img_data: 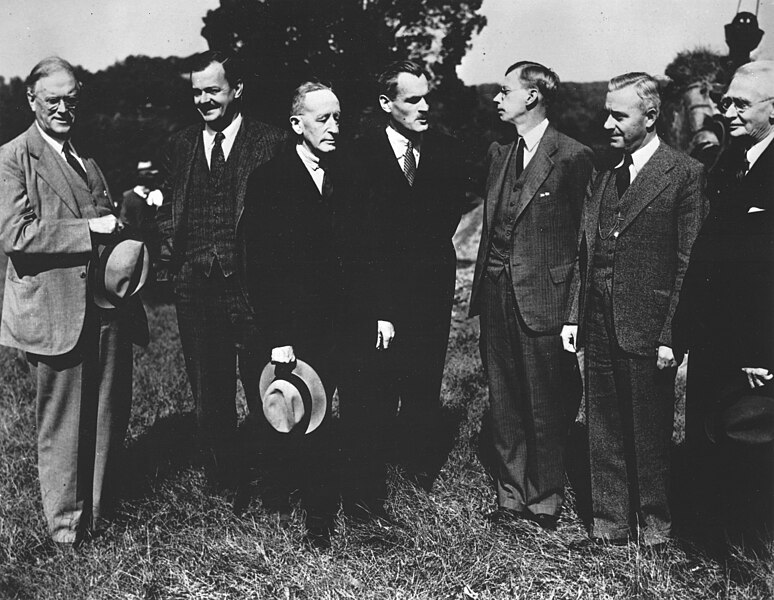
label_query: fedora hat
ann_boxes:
[706,379,774,445]
[258,359,327,434]
[90,239,150,309]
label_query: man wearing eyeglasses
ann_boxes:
[469,61,593,532]
[561,73,707,548]
[0,57,147,547]
[674,60,774,553]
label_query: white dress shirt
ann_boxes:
[518,118,550,170]
[36,122,86,172]
[385,125,421,171]
[296,143,326,194]
[615,135,661,183]
[202,113,243,167]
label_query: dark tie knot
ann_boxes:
[615,153,633,198]
[214,131,225,144]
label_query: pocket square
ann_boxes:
[748,206,766,213]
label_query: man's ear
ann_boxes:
[26,91,36,112]
[289,115,303,136]
[378,94,392,115]
[234,80,244,99]
[644,107,659,130]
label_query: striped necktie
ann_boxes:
[403,139,417,186]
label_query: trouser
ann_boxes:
[174,262,262,487]
[31,304,132,543]
[585,285,674,544]
[479,269,580,516]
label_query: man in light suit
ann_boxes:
[0,57,147,545]
[561,73,707,547]
[155,51,286,490]
[469,61,594,531]
[674,60,774,554]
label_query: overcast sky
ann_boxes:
[1,0,773,84]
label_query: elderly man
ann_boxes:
[0,57,147,546]
[240,81,345,549]
[339,60,467,522]
[155,51,286,490]
[674,60,774,554]
[469,61,593,531]
[561,73,707,547]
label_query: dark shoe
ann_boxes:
[343,498,387,525]
[484,507,528,525]
[233,483,254,516]
[529,513,558,531]
[303,525,333,550]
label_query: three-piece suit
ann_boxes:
[469,125,593,518]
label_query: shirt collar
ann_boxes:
[296,142,322,170]
[616,135,660,174]
[36,122,69,155]
[203,112,243,144]
[747,128,774,168]
[385,125,420,159]
[519,118,549,152]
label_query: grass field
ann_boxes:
[0,251,772,599]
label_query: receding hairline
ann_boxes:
[26,56,80,94]
[732,60,774,97]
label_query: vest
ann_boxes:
[591,174,621,295]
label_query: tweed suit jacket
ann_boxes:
[0,123,140,356]
[468,125,594,333]
[566,140,708,356]
[155,116,288,283]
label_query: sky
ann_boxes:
[1,0,773,84]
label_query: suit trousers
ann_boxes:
[585,284,674,544]
[479,268,580,516]
[174,261,261,487]
[30,303,133,543]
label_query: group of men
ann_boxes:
[0,50,771,555]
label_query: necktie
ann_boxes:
[403,139,417,186]
[513,136,525,179]
[321,168,333,202]
[210,131,225,180]
[63,143,88,184]
[735,152,750,182]
[616,153,633,199]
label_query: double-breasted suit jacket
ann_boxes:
[0,123,145,543]
[469,124,594,518]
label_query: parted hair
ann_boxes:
[189,50,244,88]
[609,72,661,115]
[25,57,80,94]
[505,61,560,107]
[290,80,334,116]
[377,60,429,100]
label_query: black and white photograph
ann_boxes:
[0,1,772,598]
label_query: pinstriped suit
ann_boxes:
[470,125,593,517]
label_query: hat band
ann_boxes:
[272,371,313,436]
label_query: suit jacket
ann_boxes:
[241,144,347,351]
[674,139,774,370]
[0,123,146,355]
[155,116,287,284]
[566,140,708,356]
[469,125,594,333]
[354,128,466,324]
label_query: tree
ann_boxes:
[199,0,486,124]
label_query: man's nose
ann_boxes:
[603,115,615,130]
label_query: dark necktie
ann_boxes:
[616,153,633,199]
[735,152,750,182]
[321,167,333,202]
[513,136,525,179]
[63,143,88,184]
[403,139,417,186]
[210,131,225,180]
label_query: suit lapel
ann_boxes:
[617,141,672,233]
[27,126,83,218]
[485,142,511,233]
[511,126,557,224]
[584,170,609,244]
[177,126,203,225]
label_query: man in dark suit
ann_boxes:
[339,60,466,518]
[155,51,286,489]
[0,57,147,545]
[240,81,344,549]
[674,60,774,553]
[561,72,707,547]
[469,61,594,531]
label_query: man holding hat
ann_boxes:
[0,56,148,546]
[674,60,774,553]
[239,80,346,549]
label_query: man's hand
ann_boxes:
[88,214,123,234]
[271,345,296,364]
[742,367,773,388]
[376,320,395,350]
[560,324,578,353]
[656,345,678,370]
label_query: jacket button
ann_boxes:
[80,272,87,279]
